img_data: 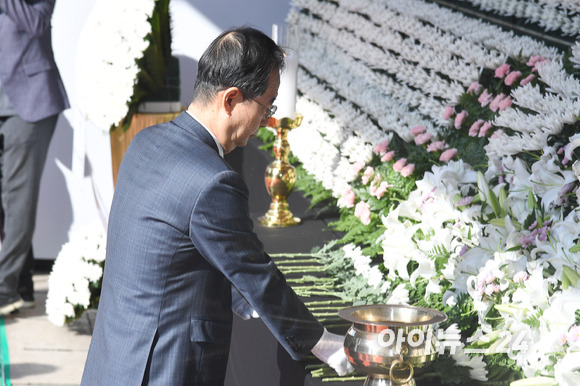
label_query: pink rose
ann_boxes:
[440,148,458,162]
[494,63,510,78]
[410,125,427,136]
[478,89,493,107]
[505,71,522,86]
[469,119,484,137]
[400,163,415,177]
[371,181,391,199]
[341,186,356,208]
[361,166,374,185]
[489,93,507,112]
[454,110,468,129]
[520,74,535,86]
[354,201,371,225]
[478,122,492,137]
[427,141,445,152]
[442,106,454,119]
[373,140,389,155]
[526,55,543,67]
[352,160,365,174]
[393,158,407,172]
[467,82,482,94]
[381,150,395,162]
[498,96,512,111]
[414,132,432,145]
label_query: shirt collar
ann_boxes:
[186,110,224,158]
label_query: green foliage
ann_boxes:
[443,292,479,333]
[484,355,523,384]
[294,164,337,212]
[255,126,276,152]
[433,355,477,385]
[522,309,543,329]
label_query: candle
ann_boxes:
[272,24,279,44]
[275,48,297,119]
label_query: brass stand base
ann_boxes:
[258,201,301,227]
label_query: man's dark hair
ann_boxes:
[193,26,285,104]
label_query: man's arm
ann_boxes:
[189,169,324,358]
[190,168,353,374]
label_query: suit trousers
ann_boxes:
[0,114,57,302]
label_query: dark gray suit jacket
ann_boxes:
[82,112,324,384]
[0,0,69,122]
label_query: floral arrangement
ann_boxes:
[76,0,175,132]
[280,0,580,383]
[45,224,106,327]
[455,0,580,37]
[76,0,155,132]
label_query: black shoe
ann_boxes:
[0,296,24,315]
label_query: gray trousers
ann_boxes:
[0,114,57,302]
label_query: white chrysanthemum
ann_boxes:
[343,244,372,277]
[451,344,488,382]
[571,41,580,69]
[46,223,107,326]
[537,60,580,99]
[76,0,156,131]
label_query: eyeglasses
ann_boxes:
[249,97,277,119]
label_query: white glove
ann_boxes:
[231,287,259,320]
[311,328,354,376]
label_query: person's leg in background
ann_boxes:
[0,114,57,314]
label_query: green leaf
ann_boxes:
[489,218,506,228]
[562,265,579,288]
[562,273,571,290]
[497,187,508,217]
[527,191,537,211]
[522,309,542,329]
[569,242,580,253]
[488,189,501,217]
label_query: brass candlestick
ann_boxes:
[258,115,303,227]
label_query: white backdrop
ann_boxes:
[34,0,292,259]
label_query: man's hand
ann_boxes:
[311,329,354,376]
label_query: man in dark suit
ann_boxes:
[81,27,351,385]
[0,0,69,314]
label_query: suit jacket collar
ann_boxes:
[172,111,222,157]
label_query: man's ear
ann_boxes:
[221,87,243,116]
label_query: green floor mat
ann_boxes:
[0,316,11,386]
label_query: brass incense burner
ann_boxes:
[258,115,302,227]
[339,304,447,386]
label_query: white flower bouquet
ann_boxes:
[280,14,580,383]
[46,224,106,327]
